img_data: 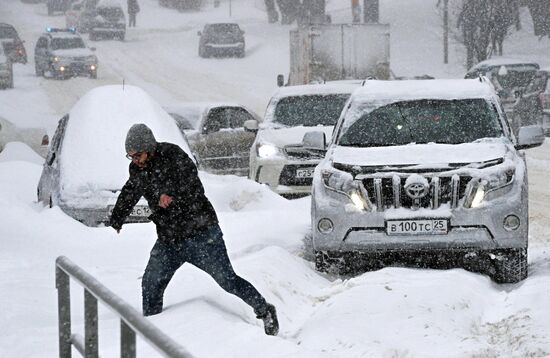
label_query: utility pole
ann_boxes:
[443,0,448,64]
[229,0,232,17]
[352,0,361,23]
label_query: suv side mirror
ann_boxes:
[244,119,258,132]
[514,89,523,98]
[277,74,285,87]
[302,131,326,151]
[516,125,544,150]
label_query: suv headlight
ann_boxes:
[467,169,515,208]
[256,142,280,158]
[52,56,59,62]
[322,168,370,211]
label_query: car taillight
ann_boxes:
[41,135,49,146]
[540,93,550,110]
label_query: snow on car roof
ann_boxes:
[271,83,360,100]
[60,85,193,194]
[470,57,539,70]
[97,0,123,7]
[352,79,497,103]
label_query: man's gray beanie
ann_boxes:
[125,124,157,153]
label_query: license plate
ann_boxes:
[296,168,315,178]
[386,219,448,235]
[108,205,151,217]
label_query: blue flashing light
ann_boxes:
[68,27,77,33]
[46,27,52,32]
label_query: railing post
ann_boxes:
[56,266,72,358]
[121,320,136,358]
[84,289,98,358]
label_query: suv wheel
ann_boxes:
[490,248,528,283]
[35,63,43,76]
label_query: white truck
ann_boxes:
[281,23,391,86]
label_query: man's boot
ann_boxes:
[257,303,279,336]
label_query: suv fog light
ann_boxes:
[318,218,334,234]
[503,215,520,231]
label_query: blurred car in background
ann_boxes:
[37,85,194,226]
[159,0,201,11]
[47,0,74,15]
[198,23,245,58]
[511,67,550,136]
[65,0,99,33]
[88,0,126,41]
[465,58,540,114]
[34,28,98,79]
[249,82,358,198]
[166,102,260,176]
[0,45,14,89]
[0,23,27,64]
[0,117,49,157]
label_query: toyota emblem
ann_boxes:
[405,181,429,199]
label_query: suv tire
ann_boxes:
[8,74,13,89]
[491,248,528,283]
[35,63,43,77]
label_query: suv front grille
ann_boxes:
[362,174,472,211]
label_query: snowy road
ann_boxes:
[1,0,550,357]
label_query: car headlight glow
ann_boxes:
[257,143,279,158]
[470,183,486,208]
[90,64,96,70]
[53,56,59,62]
[322,169,371,211]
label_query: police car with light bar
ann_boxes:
[34,28,98,79]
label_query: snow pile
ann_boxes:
[0,142,45,165]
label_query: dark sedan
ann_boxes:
[511,68,550,136]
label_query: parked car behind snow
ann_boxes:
[166,102,260,176]
[0,44,14,89]
[37,85,194,226]
[88,0,126,41]
[510,67,550,136]
[249,82,358,198]
[198,23,245,58]
[0,117,49,158]
[308,78,544,283]
[0,23,27,64]
[464,58,539,115]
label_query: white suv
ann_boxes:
[248,83,358,198]
[307,79,544,283]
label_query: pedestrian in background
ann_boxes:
[127,0,140,27]
[109,124,279,336]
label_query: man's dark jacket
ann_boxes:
[109,142,218,240]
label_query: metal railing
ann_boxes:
[55,256,194,358]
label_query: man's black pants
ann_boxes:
[142,225,268,316]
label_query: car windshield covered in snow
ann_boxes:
[338,98,503,147]
[51,37,85,50]
[0,26,17,39]
[273,94,350,127]
[206,23,240,35]
[97,6,124,20]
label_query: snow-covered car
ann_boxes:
[0,44,14,89]
[0,117,49,158]
[465,58,540,114]
[34,28,98,79]
[166,102,260,176]
[198,23,245,58]
[510,67,550,136]
[0,23,27,64]
[249,83,358,198]
[37,85,194,226]
[308,78,545,283]
[88,0,126,41]
[47,0,75,15]
[65,0,98,33]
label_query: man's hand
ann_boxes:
[159,194,173,209]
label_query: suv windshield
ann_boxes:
[207,24,240,35]
[0,26,17,39]
[338,99,503,147]
[490,65,539,90]
[273,94,350,127]
[97,7,124,19]
[51,37,85,50]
